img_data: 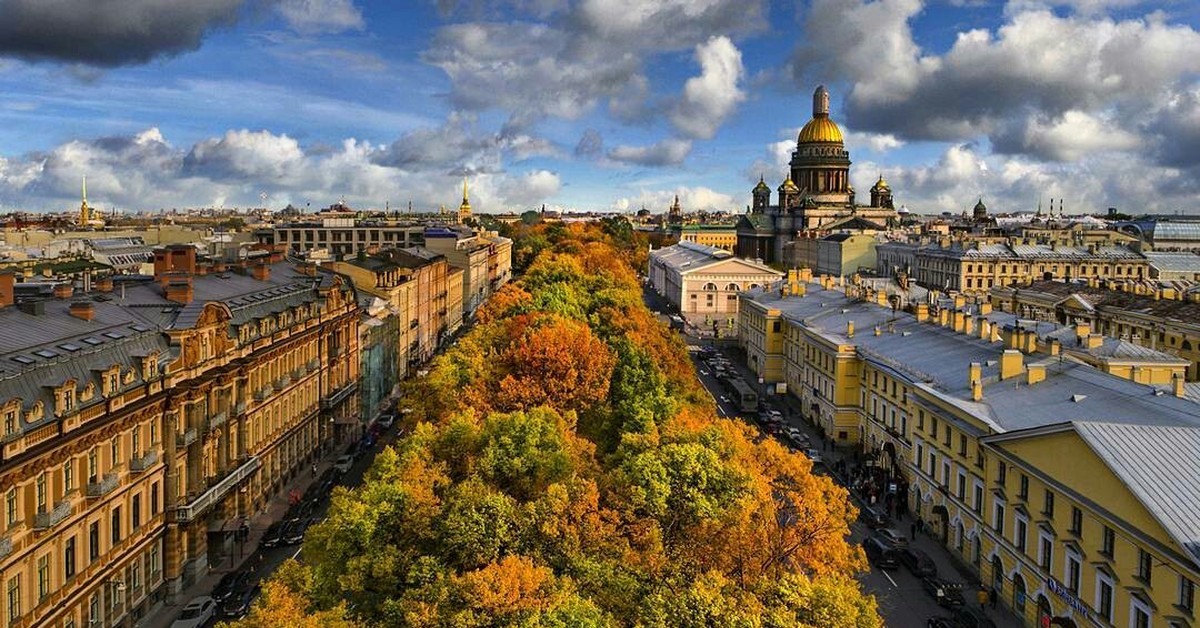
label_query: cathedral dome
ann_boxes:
[797,117,844,144]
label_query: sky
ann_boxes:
[1,0,1199,216]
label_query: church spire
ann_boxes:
[457,176,472,224]
[79,175,90,225]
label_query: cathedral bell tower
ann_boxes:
[789,86,851,205]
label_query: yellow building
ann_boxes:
[423,227,512,318]
[0,245,360,628]
[737,278,1200,628]
[648,241,783,317]
[673,224,738,252]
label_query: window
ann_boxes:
[1065,551,1081,594]
[994,500,1005,535]
[36,473,46,513]
[1015,516,1028,552]
[36,554,48,600]
[64,458,74,493]
[957,471,967,500]
[1137,548,1152,585]
[132,494,141,530]
[131,427,140,458]
[1132,604,1151,628]
[1039,534,1053,570]
[974,482,984,514]
[1096,573,1113,621]
[88,448,98,483]
[3,411,14,436]
[89,522,100,562]
[1070,507,1083,536]
[150,482,159,516]
[149,420,158,446]
[998,461,1007,485]
[110,436,120,467]
[1019,474,1029,499]
[5,488,15,528]
[929,452,937,477]
[959,434,967,456]
[1043,490,1055,517]
[942,461,951,488]
[1180,576,1195,614]
[150,543,160,577]
[7,575,19,622]
[1102,526,1115,557]
[64,537,76,579]
[111,507,121,544]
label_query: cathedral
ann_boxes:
[736,85,898,263]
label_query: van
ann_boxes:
[862,536,899,569]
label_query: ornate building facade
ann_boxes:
[737,86,899,264]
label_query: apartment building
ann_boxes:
[0,245,360,628]
[422,228,512,317]
[271,217,427,257]
[738,279,1200,628]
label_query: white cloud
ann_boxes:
[498,170,561,207]
[610,185,737,213]
[184,129,306,181]
[844,131,905,153]
[997,110,1140,161]
[670,36,745,140]
[277,0,365,35]
[607,138,693,166]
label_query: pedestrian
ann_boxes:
[910,521,916,541]
[311,463,317,478]
[991,587,998,609]
[977,586,988,609]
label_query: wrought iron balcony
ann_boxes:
[34,498,73,529]
[320,382,357,410]
[235,402,247,415]
[86,473,119,498]
[276,375,291,389]
[129,450,159,473]
[174,456,261,524]
[0,536,10,560]
[176,428,197,449]
[307,358,319,371]
[209,412,228,430]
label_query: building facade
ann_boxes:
[648,242,783,316]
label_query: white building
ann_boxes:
[648,241,783,315]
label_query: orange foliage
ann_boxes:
[494,317,615,413]
[452,556,557,616]
[475,284,533,325]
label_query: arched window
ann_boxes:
[703,283,717,291]
[726,283,740,291]
[748,283,760,291]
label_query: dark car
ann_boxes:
[218,584,261,620]
[951,606,997,628]
[211,570,251,603]
[921,576,965,608]
[260,521,286,548]
[858,505,889,529]
[862,536,899,569]
[926,618,961,628]
[898,547,939,578]
[283,517,315,545]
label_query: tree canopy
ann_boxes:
[223,222,878,628]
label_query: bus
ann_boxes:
[728,379,759,413]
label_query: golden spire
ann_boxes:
[79,175,90,225]
[458,176,472,223]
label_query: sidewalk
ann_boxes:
[139,448,342,628]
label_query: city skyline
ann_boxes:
[1,1,1200,215]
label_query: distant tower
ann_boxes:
[668,194,682,224]
[870,175,893,209]
[458,177,472,224]
[752,175,771,212]
[79,176,91,225]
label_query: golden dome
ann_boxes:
[797,116,844,144]
[871,175,890,191]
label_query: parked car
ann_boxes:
[211,570,252,603]
[803,448,824,464]
[334,454,355,474]
[377,414,395,429]
[283,517,316,545]
[260,521,287,548]
[950,606,996,628]
[171,596,216,628]
[898,547,938,578]
[926,617,961,628]
[218,584,261,620]
[874,528,909,547]
[862,536,899,569]
[921,577,965,608]
[857,505,889,529]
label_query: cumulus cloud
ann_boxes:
[498,170,561,206]
[670,36,745,140]
[574,129,604,159]
[0,0,247,66]
[183,130,306,181]
[277,0,365,34]
[992,110,1140,161]
[607,139,693,166]
[610,186,738,213]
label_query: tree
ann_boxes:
[494,318,615,413]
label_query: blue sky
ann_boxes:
[1,0,1199,215]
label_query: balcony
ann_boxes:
[320,382,357,410]
[129,450,159,472]
[174,456,261,524]
[0,537,10,560]
[209,412,227,430]
[235,402,247,415]
[276,375,291,389]
[292,368,304,380]
[176,428,197,449]
[34,497,73,529]
[306,358,319,372]
[86,473,119,498]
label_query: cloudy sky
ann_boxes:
[1,0,1199,215]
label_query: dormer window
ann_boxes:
[61,389,75,413]
[106,372,119,397]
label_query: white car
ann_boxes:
[804,448,824,464]
[334,455,354,474]
[171,596,216,628]
[377,414,395,429]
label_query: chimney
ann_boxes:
[846,320,855,338]
[876,291,888,307]
[963,316,975,337]
[1085,334,1104,350]
[68,300,95,322]
[0,272,14,308]
[874,326,882,336]
[251,262,271,282]
[1049,339,1061,356]
[1024,331,1039,354]
[969,362,983,401]
[939,308,950,327]
[164,276,194,304]
[980,318,992,341]
[154,245,197,285]
[1000,349,1024,380]
[953,294,966,309]
[1026,363,1046,385]
[53,283,74,299]
[195,262,209,276]
[1175,373,1187,398]
[96,276,114,293]
[915,303,929,323]
[213,260,228,273]
[979,302,993,315]
[1074,322,1090,341]
[953,311,966,333]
